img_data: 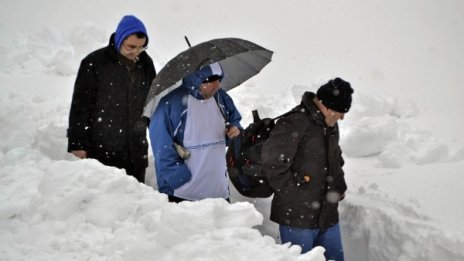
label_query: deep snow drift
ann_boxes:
[1,1,464,260]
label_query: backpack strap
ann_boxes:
[273,108,300,120]
[214,93,230,127]
[252,108,300,123]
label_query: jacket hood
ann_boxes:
[300,91,325,126]
[184,83,205,100]
[183,62,224,100]
[114,15,148,51]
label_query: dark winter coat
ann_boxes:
[261,91,347,229]
[67,33,156,173]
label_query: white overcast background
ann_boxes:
[1,0,463,260]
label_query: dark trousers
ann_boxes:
[168,195,230,203]
[168,195,188,203]
[90,153,146,183]
[125,167,146,183]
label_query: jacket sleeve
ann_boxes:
[261,113,309,197]
[142,56,157,125]
[67,57,97,152]
[149,99,191,193]
[335,144,348,195]
[217,90,242,146]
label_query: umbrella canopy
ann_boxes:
[143,37,273,118]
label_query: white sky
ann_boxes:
[1,1,464,260]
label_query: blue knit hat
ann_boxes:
[114,15,148,51]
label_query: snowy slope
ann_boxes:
[1,0,464,260]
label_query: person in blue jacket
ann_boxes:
[149,62,242,202]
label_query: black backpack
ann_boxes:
[226,109,297,198]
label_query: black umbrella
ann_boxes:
[143,37,273,118]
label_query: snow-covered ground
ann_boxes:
[1,1,464,260]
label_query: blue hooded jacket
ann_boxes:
[149,64,242,195]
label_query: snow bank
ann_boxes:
[0,145,321,261]
[2,1,464,260]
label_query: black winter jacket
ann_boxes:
[67,34,156,171]
[261,91,347,229]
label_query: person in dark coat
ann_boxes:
[261,78,354,260]
[67,15,156,183]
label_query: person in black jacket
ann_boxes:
[67,15,156,183]
[261,78,353,261]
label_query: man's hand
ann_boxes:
[225,126,240,139]
[71,150,87,159]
